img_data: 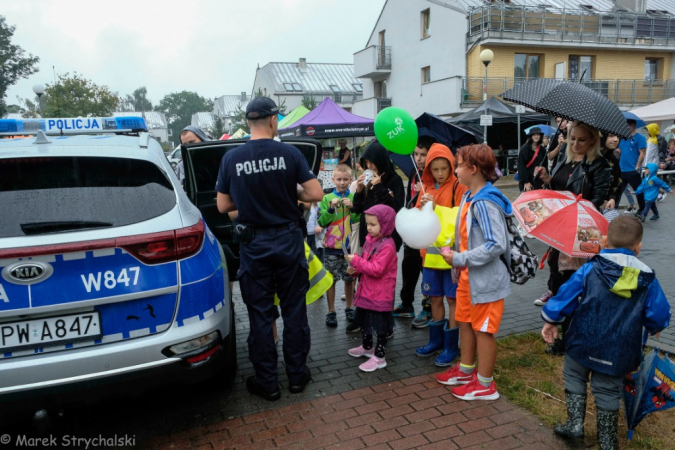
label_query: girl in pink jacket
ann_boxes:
[345,204,398,372]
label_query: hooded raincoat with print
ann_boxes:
[635,163,672,202]
[542,248,671,376]
[351,204,398,312]
[645,123,662,166]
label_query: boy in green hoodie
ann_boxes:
[319,164,360,328]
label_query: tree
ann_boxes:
[0,16,40,117]
[155,91,213,141]
[41,72,119,117]
[232,102,249,134]
[120,86,152,112]
[211,115,226,139]
[301,93,317,110]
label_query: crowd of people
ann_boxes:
[198,97,671,450]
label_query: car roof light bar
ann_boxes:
[0,116,148,136]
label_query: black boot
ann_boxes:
[554,392,586,440]
[596,408,619,450]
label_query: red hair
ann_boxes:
[456,144,496,180]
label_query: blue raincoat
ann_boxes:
[542,248,671,377]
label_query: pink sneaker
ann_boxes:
[359,356,387,372]
[436,365,474,386]
[451,376,500,401]
[348,345,375,358]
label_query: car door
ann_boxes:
[181,138,322,280]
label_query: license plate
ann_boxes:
[0,312,102,352]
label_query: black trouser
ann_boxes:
[400,244,423,308]
[619,170,646,211]
[547,249,575,344]
[239,226,310,392]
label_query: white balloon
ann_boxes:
[395,202,441,249]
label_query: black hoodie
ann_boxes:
[352,141,405,250]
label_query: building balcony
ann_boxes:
[333,93,363,105]
[467,5,675,49]
[461,77,675,109]
[377,97,392,112]
[354,46,392,79]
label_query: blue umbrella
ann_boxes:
[623,112,646,129]
[416,112,479,153]
[525,124,556,136]
[624,348,675,439]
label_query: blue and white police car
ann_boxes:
[0,117,235,409]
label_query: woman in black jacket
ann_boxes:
[532,121,611,355]
[600,133,622,210]
[517,127,547,192]
[352,141,405,251]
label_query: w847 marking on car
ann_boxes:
[81,267,140,293]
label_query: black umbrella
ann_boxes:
[415,112,479,152]
[501,79,632,139]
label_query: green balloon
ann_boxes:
[374,107,418,155]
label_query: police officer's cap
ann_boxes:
[246,97,280,120]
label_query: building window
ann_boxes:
[375,81,387,98]
[353,84,363,92]
[645,58,662,80]
[329,85,340,93]
[283,83,303,92]
[421,9,431,39]
[569,55,594,81]
[514,54,541,80]
[422,66,431,84]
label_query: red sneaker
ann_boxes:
[534,291,552,306]
[451,376,500,401]
[436,365,474,386]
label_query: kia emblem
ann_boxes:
[2,261,54,285]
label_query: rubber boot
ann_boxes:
[434,325,459,367]
[596,408,619,450]
[554,392,586,440]
[415,319,446,357]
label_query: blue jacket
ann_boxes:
[453,183,512,304]
[542,248,671,376]
[635,163,672,202]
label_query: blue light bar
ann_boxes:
[0,116,148,135]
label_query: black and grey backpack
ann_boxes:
[500,215,538,285]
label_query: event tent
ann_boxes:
[629,97,675,122]
[278,105,310,129]
[229,128,247,139]
[278,97,373,138]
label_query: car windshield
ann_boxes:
[0,156,176,238]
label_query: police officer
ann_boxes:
[216,97,323,401]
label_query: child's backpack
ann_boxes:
[500,215,538,285]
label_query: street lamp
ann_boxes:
[32,84,45,117]
[227,119,232,134]
[479,49,494,144]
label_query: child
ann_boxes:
[436,144,511,402]
[306,202,320,256]
[635,163,672,221]
[396,136,433,325]
[351,141,405,333]
[414,143,468,368]
[541,216,670,449]
[318,164,360,328]
[344,204,398,372]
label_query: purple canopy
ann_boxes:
[278,97,374,138]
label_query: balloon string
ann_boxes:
[410,154,426,196]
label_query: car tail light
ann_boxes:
[0,220,206,264]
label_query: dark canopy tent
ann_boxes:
[447,97,550,152]
[277,97,373,138]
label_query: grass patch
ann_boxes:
[494,333,675,449]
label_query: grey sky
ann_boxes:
[5,0,385,108]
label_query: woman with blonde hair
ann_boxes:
[530,121,612,355]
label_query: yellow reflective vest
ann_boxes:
[424,204,459,270]
[275,242,333,305]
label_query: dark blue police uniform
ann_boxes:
[216,138,315,393]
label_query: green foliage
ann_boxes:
[155,91,213,142]
[42,72,119,117]
[0,16,40,116]
[211,115,225,138]
[301,94,317,110]
[119,86,152,112]
[232,102,249,134]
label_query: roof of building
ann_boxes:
[191,112,215,130]
[113,111,167,129]
[442,0,673,13]
[257,61,363,95]
[215,94,250,117]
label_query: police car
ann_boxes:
[0,117,235,409]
